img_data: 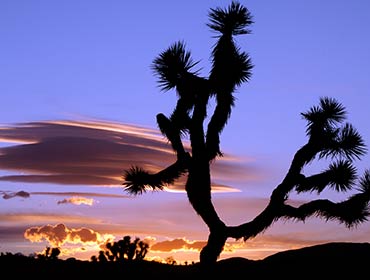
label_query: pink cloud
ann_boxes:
[0,120,261,191]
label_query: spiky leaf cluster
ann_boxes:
[207,1,253,36]
[302,97,346,135]
[123,166,164,195]
[151,41,199,92]
[296,160,357,193]
[301,97,367,161]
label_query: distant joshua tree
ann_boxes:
[165,256,177,265]
[123,1,370,265]
[37,246,61,260]
[102,236,149,262]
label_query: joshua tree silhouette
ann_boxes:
[37,246,61,260]
[102,236,149,262]
[122,1,370,265]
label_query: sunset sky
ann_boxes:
[1,0,370,263]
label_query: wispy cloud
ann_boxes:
[1,190,30,199]
[0,189,130,208]
[1,190,130,199]
[30,191,131,198]
[0,120,262,191]
[0,213,102,225]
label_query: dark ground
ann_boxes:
[1,242,369,279]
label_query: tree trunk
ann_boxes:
[185,156,227,264]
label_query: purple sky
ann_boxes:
[1,1,369,263]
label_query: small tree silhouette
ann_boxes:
[122,1,370,265]
[165,256,177,265]
[37,246,61,260]
[103,236,149,262]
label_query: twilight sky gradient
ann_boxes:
[1,0,370,263]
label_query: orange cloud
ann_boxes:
[24,223,114,247]
[57,196,95,206]
[149,237,256,255]
[147,232,341,262]
[0,120,261,192]
[150,238,206,252]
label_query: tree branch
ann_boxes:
[123,153,190,195]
